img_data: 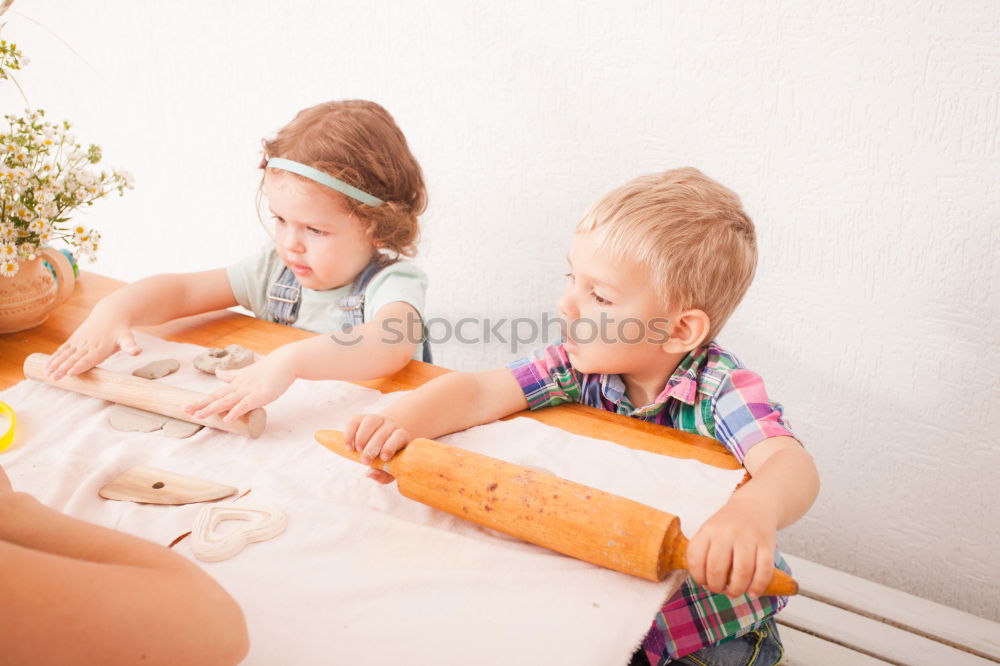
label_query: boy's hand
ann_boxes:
[343,413,413,482]
[685,496,778,599]
[183,355,295,422]
[46,307,141,379]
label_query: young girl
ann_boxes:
[46,100,430,422]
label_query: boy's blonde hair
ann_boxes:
[263,100,427,258]
[577,167,757,341]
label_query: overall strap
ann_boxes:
[338,256,386,329]
[340,257,433,364]
[267,267,302,326]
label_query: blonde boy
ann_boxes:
[346,168,819,664]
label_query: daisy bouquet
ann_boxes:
[0,38,133,277]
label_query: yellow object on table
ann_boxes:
[0,401,14,451]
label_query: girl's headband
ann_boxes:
[265,157,383,207]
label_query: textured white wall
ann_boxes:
[3,1,997,620]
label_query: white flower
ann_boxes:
[0,259,18,277]
[78,239,98,260]
[0,103,133,270]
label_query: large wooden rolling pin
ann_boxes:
[23,353,266,438]
[315,430,797,596]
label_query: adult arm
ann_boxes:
[0,469,249,666]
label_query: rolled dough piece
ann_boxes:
[132,358,180,380]
[163,418,205,439]
[193,345,256,374]
[108,404,161,433]
[107,404,205,439]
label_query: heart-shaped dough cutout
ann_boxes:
[191,503,287,562]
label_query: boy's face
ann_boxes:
[264,171,376,291]
[559,231,673,378]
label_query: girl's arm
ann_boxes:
[186,300,428,420]
[0,470,249,666]
[47,269,237,379]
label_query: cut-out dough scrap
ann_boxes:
[132,358,180,380]
[191,503,287,562]
[107,404,204,439]
[193,345,255,375]
[99,465,237,505]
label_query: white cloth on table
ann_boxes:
[0,333,745,666]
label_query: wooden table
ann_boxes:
[0,272,738,468]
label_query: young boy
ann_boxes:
[345,167,820,664]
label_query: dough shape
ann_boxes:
[100,465,237,504]
[191,503,287,562]
[193,345,256,374]
[163,418,205,439]
[132,358,180,380]
[107,404,204,439]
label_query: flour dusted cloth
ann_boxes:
[0,333,745,666]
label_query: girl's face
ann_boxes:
[264,171,376,291]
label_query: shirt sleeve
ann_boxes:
[225,245,279,319]
[711,368,797,463]
[507,344,583,410]
[363,261,428,322]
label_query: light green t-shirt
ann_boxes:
[226,246,428,359]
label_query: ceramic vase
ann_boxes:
[0,247,76,334]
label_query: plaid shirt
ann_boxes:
[508,341,796,662]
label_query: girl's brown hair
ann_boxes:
[262,100,426,258]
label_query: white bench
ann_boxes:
[777,554,1000,665]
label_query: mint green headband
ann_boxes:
[266,157,383,207]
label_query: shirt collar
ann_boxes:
[597,343,721,410]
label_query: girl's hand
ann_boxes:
[684,496,778,599]
[46,306,141,379]
[343,413,413,482]
[0,464,12,494]
[184,355,295,422]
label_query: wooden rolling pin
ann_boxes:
[23,353,266,438]
[315,430,797,596]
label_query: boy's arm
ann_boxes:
[686,436,819,598]
[47,269,237,379]
[0,477,249,665]
[186,300,425,421]
[345,367,529,471]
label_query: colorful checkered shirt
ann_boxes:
[508,341,796,662]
